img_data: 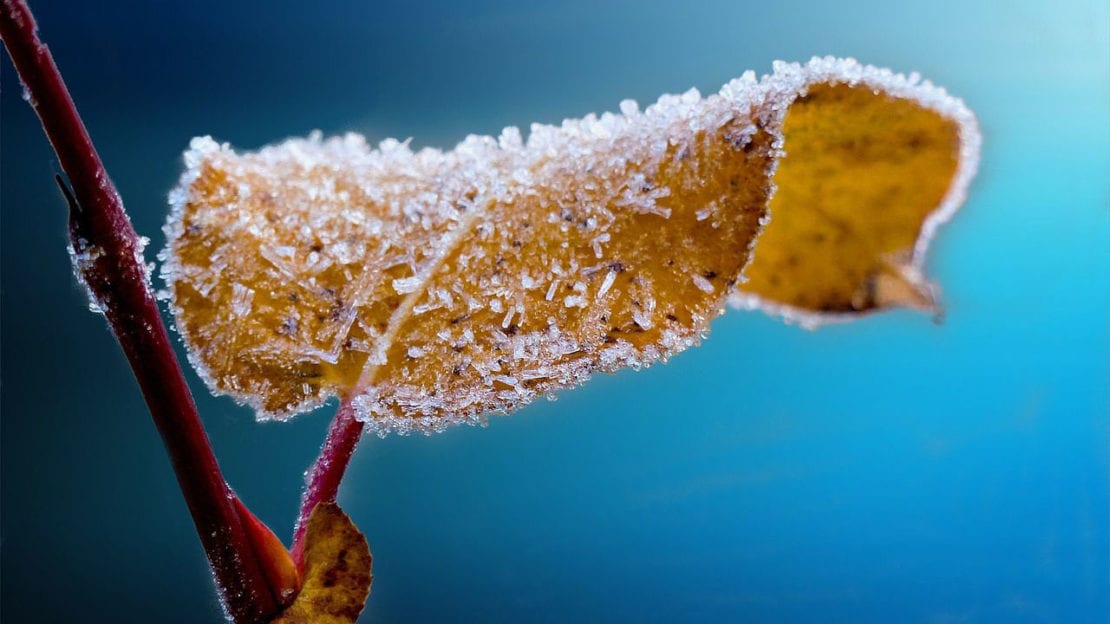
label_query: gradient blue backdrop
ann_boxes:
[3,1,1108,622]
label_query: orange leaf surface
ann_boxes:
[734,81,974,325]
[271,503,372,624]
[161,57,979,434]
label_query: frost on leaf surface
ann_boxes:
[162,57,979,434]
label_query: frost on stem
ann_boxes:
[67,236,107,314]
[161,57,979,436]
[68,234,156,315]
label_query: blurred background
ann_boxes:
[2,1,1107,622]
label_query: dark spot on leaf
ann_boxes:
[277,316,299,336]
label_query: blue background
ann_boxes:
[2,1,1107,622]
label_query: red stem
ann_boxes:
[1,2,280,621]
[291,398,364,567]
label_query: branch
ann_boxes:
[0,2,285,621]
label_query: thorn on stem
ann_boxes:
[54,173,80,216]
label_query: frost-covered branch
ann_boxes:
[0,1,287,621]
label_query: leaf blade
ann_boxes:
[271,502,372,624]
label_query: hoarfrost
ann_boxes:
[692,274,715,294]
[68,239,106,314]
[230,283,254,317]
[563,294,587,309]
[596,269,617,300]
[392,276,421,294]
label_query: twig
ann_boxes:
[0,1,282,621]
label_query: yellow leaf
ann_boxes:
[735,81,975,325]
[161,57,979,432]
[271,503,372,624]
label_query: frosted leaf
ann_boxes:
[161,57,979,432]
[272,502,372,624]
